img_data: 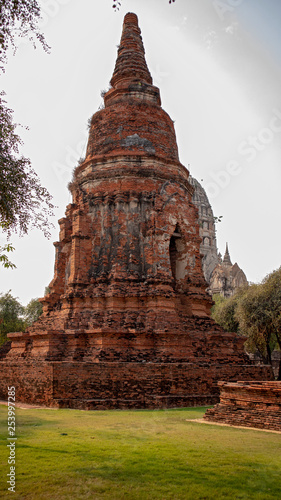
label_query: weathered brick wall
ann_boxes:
[86,104,179,161]
[204,381,281,431]
[0,361,54,405]
[0,360,273,410]
[5,318,250,364]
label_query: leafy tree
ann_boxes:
[24,297,43,326]
[212,268,281,379]
[236,268,281,378]
[0,242,16,268]
[0,94,54,238]
[0,290,46,345]
[0,0,49,71]
[0,2,53,267]
[265,268,281,379]
[235,284,275,363]
[211,288,246,333]
[0,290,25,345]
[211,293,226,318]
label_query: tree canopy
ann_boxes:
[211,291,242,333]
[0,0,49,71]
[236,269,281,367]
[211,267,281,379]
[0,94,54,238]
[0,1,53,268]
[0,291,43,345]
[0,290,25,345]
[24,297,43,327]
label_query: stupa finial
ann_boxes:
[223,243,232,266]
[110,12,153,88]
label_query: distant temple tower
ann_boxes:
[0,13,272,408]
[189,176,219,283]
[190,178,248,296]
[209,243,248,298]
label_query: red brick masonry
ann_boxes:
[204,381,281,431]
[0,360,273,410]
[0,13,274,409]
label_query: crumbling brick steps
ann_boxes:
[204,381,281,431]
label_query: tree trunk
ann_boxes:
[275,333,281,380]
[266,342,272,365]
[277,355,281,381]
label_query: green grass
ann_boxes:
[0,405,281,499]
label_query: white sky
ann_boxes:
[1,0,281,305]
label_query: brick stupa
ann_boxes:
[0,14,273,409]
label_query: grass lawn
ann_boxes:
[0,404,281,499]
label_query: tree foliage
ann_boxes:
[0,94,54,238]
[0,292,43,345]
[236,269,281,372]
[24,297,42,327]
[0,290,25,345]
[0,242,16,268]
[235,285,273,363]
[0,0,49,71]
[211,268,281,379]
[211,292,242,333]
[0,1,54,268]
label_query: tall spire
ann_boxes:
[87,12,180,161]
[110,13,153,88]
[223,243,232,266]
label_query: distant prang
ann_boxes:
[0,13,273,409]
[189,176,248,297]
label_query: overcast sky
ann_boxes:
[1,0,281,305]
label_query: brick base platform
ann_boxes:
[204,381,281,431]
[0,360,273,410]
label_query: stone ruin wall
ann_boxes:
[204,381,281,431]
